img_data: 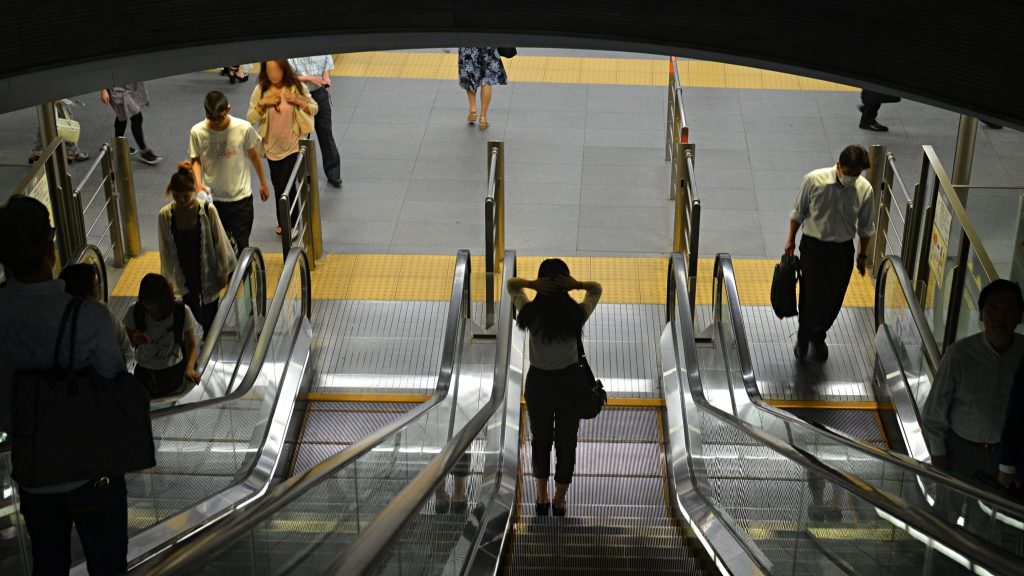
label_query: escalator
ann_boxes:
[703,252,1024,566]
[316,253,1024,576]
[135,249,497,574]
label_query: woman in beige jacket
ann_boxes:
[247,60,317,235]
[158,162,237,335]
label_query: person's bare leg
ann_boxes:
[535,477,549,504]
[553,482,569,507]
[465,90,477,122]
[480,84,493,122]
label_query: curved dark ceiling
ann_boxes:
[1,1,1022,129]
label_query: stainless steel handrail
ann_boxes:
[484,141,505,329]
[326,251,516,575]
[875,255,942,373]
[713,253,1024,526]
[675,254,1024,576]
[142,249,473,576]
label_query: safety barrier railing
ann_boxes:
[278,139,324,267]
[666,253,1024,576]
[325,251,517,575]
[71,143,127,267]
[142,250,472,576]
[665,56,701,314]
[484,140,505,329]
[913,145,1000,351]
[14,137,84,268]
[871,147,926,280]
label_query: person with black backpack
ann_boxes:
[158,162,237,336]
[124,274,201,398]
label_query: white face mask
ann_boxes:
[838,173,858,187]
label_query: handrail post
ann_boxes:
[866,144,887,274]
[301,139,323,266]
[100,144,127,267]
[665,57,674,161]
[484,141,505,330]
[113,136,142,258]
[277,195,292,255]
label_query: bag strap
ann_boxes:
[133,302,147,332]
[53,298,84,372]
[575,332,586,359]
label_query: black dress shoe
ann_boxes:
[552,503,566,517]
[535,502,550,516]
[794,340,809,361]
[859,121,889,132]
[811,341,829,362]
[328,178,343,188]
[451,500,468,515]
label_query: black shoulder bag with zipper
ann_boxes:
[575,334,607,420]
[11,298,156,488]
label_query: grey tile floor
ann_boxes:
[1,48,1022,262]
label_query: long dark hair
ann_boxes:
[515,258,585,342]
[258,60,302,92]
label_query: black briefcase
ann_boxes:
[11,299,156,488]
[770,254,801,319]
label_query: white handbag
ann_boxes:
[56,117,81,144]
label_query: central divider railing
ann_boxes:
[872,147,926,280]
[325,251,517,575]
[664,253,1024,576]
[278,139,323,267]
[665,56,701,315]
[484,141,505,329]
[142,250,473,575]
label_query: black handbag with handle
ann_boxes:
[11,298,156,488]
[770,254,801,319]
[497,47,518,58]
[575,334,607,420]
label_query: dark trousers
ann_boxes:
[860,90,900,124]
[19,476,127,576]
[183,293,218,336]
[310,88,342,181]
[134,360,186,398]
[798,235,854,345]
[525,365,581,485]
[214,195,254,254]
[267,153,300,230]
[114,113,146,150]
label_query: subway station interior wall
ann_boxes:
[1,0,1021,129]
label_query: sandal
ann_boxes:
[479,117,489,130]
[467,111,477,124]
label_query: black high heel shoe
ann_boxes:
[535,502,550,516]
[552,501,566,517]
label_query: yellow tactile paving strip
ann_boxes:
[324,52,857,92]
[112,253,875,308]
[238,53,855,92]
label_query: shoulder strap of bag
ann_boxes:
[575,332,586,359]
[52,298,79,370]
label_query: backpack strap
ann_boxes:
[173,302,186,352]
[133,301,147,333]
[52,298,81,371]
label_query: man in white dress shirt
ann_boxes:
[289,54,343,187]
[784,145,875,362]
[923,279,1024,484]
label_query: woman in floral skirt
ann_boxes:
[458,48,507,130]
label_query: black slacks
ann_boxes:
[525,364,580,485]
[797,235,854,345]
[268,152,300,230]
[214,195,254,254]
[19,476,127,576]
[183,293,218,337]
[310,88,342,182]
[860,90,901,124]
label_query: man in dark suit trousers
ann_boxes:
[999,366,1024,495]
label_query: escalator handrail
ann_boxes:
[141,249,473,576]
[325,251,517,575]
[674,254,1024,576]
[146,247,269,419]
[713,254,1024,529]
[874,255,941,374]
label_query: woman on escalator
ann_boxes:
[508,259,602,517]
[158,162,237,336]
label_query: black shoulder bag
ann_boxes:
[11,298,156,487]
[575,334,607,420]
